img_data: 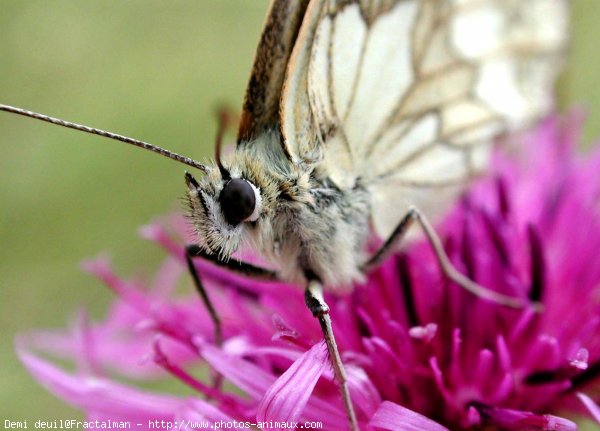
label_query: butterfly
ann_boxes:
[0,0,568,429]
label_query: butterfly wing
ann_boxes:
[279,0,568,238]
[237,0,310,145]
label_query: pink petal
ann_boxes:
[18,346,184,420]
[256,342,328,425]
[369,401,449,431]
[478,405,577,431]
[577,392,600,423]
[345,366,381,418]
[179,399,247,430]
[200,342,276,399]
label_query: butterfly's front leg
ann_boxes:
[185,244,280,347]
[187,245,360,430]
[361,207,526,309]
[304,278,359,431]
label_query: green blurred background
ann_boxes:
[0,1,599,429]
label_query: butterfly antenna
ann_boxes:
[0,104,208,172]
[214,107,234,180]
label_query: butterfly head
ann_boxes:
[184,168,262,258]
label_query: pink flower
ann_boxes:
[16,113,600,430]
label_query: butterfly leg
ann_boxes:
[361,206,525,308]
[185,245,223,347]
[186,244,279,346]
[185,244,279,386]
[305,278,359,431]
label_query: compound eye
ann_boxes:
[219,179,256,226]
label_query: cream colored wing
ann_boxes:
[280,0,568,238]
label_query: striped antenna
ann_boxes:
[0,104,208,172]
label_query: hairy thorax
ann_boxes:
[211,132,371,290]
[265,173,371,290]
[240,135,369,289]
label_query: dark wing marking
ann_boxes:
[237,0,310,145]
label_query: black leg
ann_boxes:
[185,246,221,347]
[185,245,281,389]
[362,206,526,309]
[305,279,359,431]
[185,244,280,346]
[186,244,279,280]
[188,245,360,429]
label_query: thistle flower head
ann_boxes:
[17,114,600,430]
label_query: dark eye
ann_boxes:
[219,179,256,226]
